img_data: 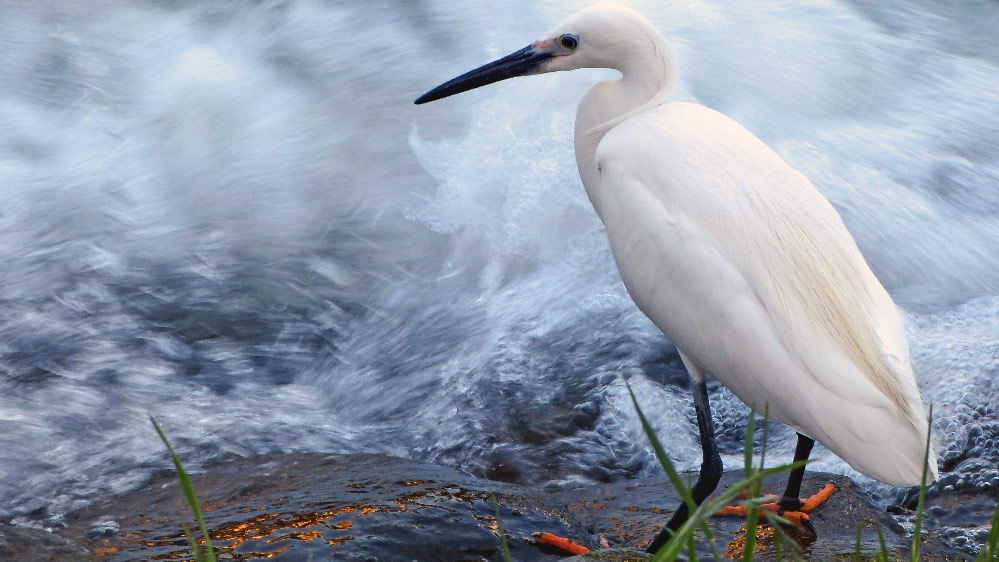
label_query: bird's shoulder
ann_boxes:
[600,101,750,144]
[595,102,790,185]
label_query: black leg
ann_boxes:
[778,433,814,512]
[646,380,723,554]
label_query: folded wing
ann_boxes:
[592,102,935,484]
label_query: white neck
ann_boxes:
[572,31,674,195]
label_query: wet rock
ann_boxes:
[58,453,583,561]
[1,454,980,560]
[0,522,92,561]
[564,547,650,561]
[86,518,119,539]
[552,471,973,561]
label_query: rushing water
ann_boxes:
[1,0,997,552]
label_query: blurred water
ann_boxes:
[0,0,997,549]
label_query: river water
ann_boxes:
[1,0,997,551]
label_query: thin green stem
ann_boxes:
[877,524,889,562]
[910,405,933,562]
[978,492,999,562]
[490,493,511,562]
[743,410,758,560]
[150,416,217,562]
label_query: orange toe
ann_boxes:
[717,500,779,517]
[532,532,590,555]
[715,484,834,532]
[717,504,748,516]
[799,483,835,512]
[779,511,809,526]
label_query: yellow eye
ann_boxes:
[559,34,579,50]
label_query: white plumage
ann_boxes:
[593,101,934,484]
[416,0,936,513]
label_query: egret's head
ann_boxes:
[415,3,666,105]
[540,4,661,73]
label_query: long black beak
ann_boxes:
[415,45,553,105]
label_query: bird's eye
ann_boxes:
[559,34,579,50]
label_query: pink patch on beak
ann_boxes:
[531,39,554,51]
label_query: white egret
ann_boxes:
[415,3,936,552]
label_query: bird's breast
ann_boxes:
[595,169,753,359]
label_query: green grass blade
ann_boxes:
[743,498,759,560]
[989,492,999,561]
[179,522,209,562]
[150,416,217,562]
[756,460,808,479]
[743,410,758,560]
[490,493,512,562]
[911,405,933,562]
[763,511,803,561]
[760,406,769,474]
[775,523,782,562]
[624,380,697,560]
[990,501,999,562]
[978,492,999,561]
[627,379,731,561]
[855,523,863,561]
[744,411,755,479]
[625,381,698,531]
[877,523,890,562]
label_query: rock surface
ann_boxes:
[0,522,92,561]
[1,453,982,560]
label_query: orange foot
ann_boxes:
[715,483,835,534]
[532,532,590,555]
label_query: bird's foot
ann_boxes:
[715,483,835,534]
[531,532,590,555]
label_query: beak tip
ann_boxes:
[413,44,548,108]
[415,87,448,105]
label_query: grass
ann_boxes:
[978,494,999,562]
[910,405,933,562]
[742,410,760,561]
[491,492,512,562]
[150,416,218,562]
[628,383,999,561]
[876,524,890,561]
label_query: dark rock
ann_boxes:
[0,522,92,561]
[58,453,584,561]
[1,454,980,560]
[564,547,650,561]
[86,518,119,539]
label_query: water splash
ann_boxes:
[0,5,996,555]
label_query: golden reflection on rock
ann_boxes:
[723,523,775,560]
[117,480,513,560]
